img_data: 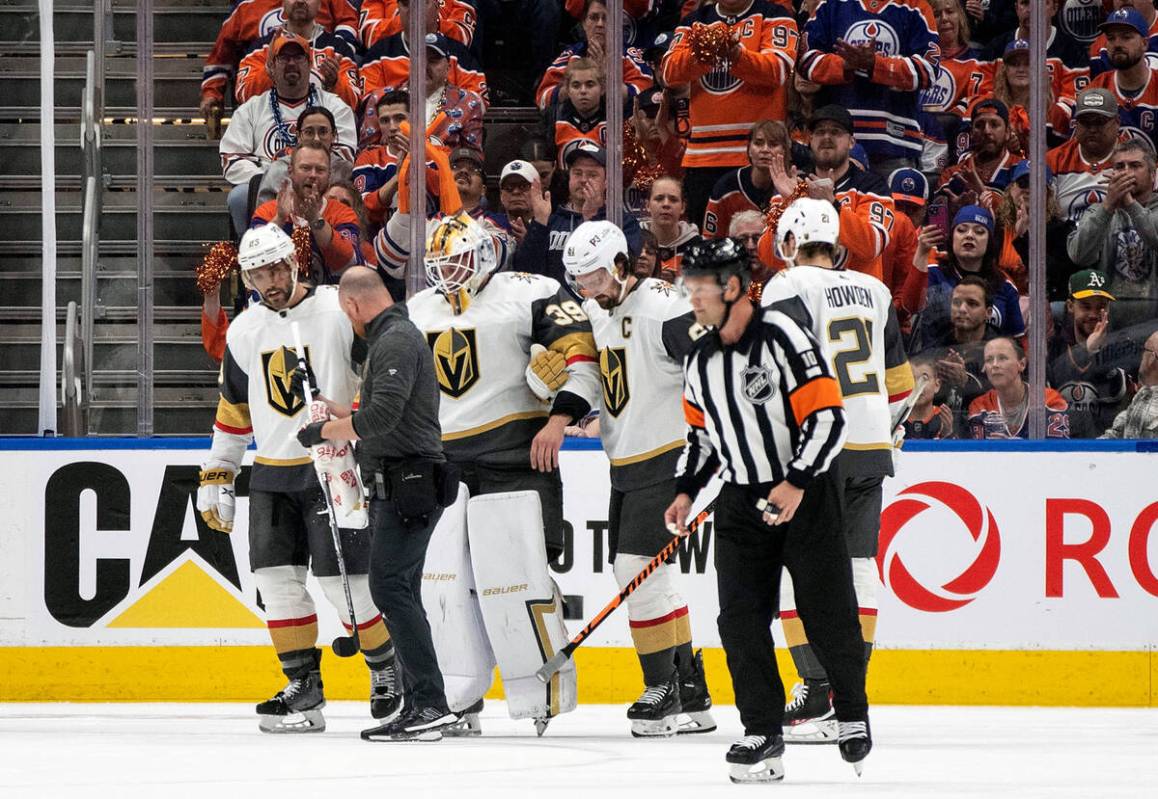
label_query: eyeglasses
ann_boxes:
[1144,348,1158,357]
[733,234,761,243]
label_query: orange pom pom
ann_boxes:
[762,181,811,243]
[195,241,238,295]
[688,22,732,67]
[291,225,313,281]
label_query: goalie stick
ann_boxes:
[291,322,361,659]
[535,501,716,683]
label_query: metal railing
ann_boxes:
[60,301,87,436]
[80,47,104,435]
[136,0,155,436]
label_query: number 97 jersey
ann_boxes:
[761,266,914,477]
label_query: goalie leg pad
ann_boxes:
[468,491,576,722]
[422,483,496,713]
[613,555,690,685]
[255,565,320,677]
[317,574,394,665]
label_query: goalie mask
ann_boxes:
[424,212,499,301]
[238,223,300,306]
[562,220,631,308]
[775,197,840,267]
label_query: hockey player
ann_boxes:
[561,220,715,738]
[196,224,399,733]
[409,211,601,734]
[761,198,914,744]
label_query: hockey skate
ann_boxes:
[533,716,551,737]
[256,665,326,734]
[370,661,402,721]
[838,718,872,776]
[782,679,837,744]
[627,671,682,738]
[443,698,483,737]
[676,649,716,734]
[726,734,786,784]
[361,703,458,742]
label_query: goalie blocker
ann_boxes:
[422,489,577,735]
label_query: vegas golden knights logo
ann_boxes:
[599,347,629,417]
[428,327,480,397]
[261,346,309,418]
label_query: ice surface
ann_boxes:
[1,702,1155,798]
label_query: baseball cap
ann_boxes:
[500,159,538,185]
[952,204,994,235]
[565,140,607,168]
[271,30,311,59]
[1069,269,1116,300]
[809,104,854,133]
[425,32,450,58]
[637,85,664,115]
[1075,88,1119,119]
[888,168,929,207]
[850,142,870,171]
[1010,159,1054,185]
[972,97,1010,124]
[1002,38,1030,59]
[449,147,484,170]
[644,31,673,60]
[1098,7,1149,38]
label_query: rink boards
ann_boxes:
[0,439,1156,706]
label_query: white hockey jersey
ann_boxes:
[583,278,699,490]
[408,272,600,466]
[212,286,359,491]
[219,88,357,185]
[761,266,914,476]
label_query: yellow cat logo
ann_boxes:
[428,327,480,398]
[599,347,630,417]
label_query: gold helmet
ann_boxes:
[424,211,498,298]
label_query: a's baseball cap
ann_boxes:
[637,85,664,114]
[972,97,1009,124]
[500,159,538,185]
[1098,7,1149,38]
[1075,88,1119,119]
[1010,159,1054,184]
[425,32,451,58]
[271,30,311,59]
[888,168,929,206]
[565,140,607,168]
[449,147,484,170]
[809,104,854,133]
[1002,38,1030,59]
[952,204,994,235]
[1069,269,1116,300]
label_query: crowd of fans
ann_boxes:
[199,0,1158,440]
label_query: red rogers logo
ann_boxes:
[877,482,1001,612]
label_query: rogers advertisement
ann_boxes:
[0,446,1155,651]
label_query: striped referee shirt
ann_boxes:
[675,306,846,496]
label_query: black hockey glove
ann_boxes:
[290,362,318,404]
[296,420,327,449]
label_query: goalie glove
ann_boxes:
[525,343,569,402]
[197,461,236,533]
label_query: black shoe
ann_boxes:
[369,660,402,721]
[838,718,872,775]
[627,671,682,737]
[676,649,716,734]
[783,678,837,744]
[726,734,786,783]
[361,703,458,742]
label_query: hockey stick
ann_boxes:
[291,323,361,658]
[535,501,716,683]
[890,374,931,434]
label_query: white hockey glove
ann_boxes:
[525,343,569,402]
[197,461,236,533]
[891,424,906,474]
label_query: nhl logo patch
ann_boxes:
[741,365,776,404]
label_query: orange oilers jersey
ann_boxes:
[919,51,991,116]
[1047,136,1116,224]
[551,101,608,169]
[359,0,477,49]
[234,27,362,110]
[201,0,359,105]
[1089,68,1158,159]
[535,43,653,111]
[702,166,776,238]
[360,33,488,107]
[757,166,896,279]
[967,387,1070,439]
[660,0,798,169]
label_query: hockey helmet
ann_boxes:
[775,197,840,266]
[424,211,498,298]
[680,237,751,290]
[237,223,298,291]
[562,220,631,299]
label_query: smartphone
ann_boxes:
[927,198,950,240]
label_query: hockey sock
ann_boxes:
[674,641,695,680]
[358,628,395,670]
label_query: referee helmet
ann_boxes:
[680,237,751,290]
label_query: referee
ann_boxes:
[663,239,871,783]
[297,266,457,743]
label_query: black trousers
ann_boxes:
[714,470,868,736]
[367,498,447,709]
